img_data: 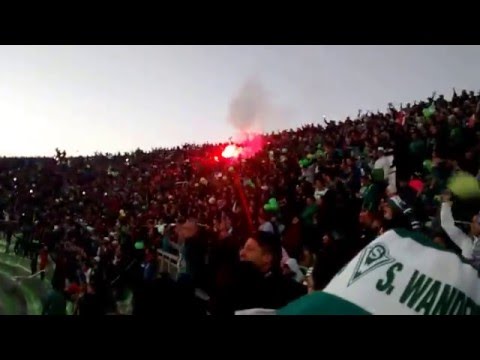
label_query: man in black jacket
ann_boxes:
[212,231,306,315]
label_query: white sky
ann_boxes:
[1,45,480,157]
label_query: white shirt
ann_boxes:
[259,222,274,234]
[440,202,480,263]
[374,156,391,180]
[85,268,92,284]
[302,164,315,184]
[235,308,277,315]
[314,189,328,201]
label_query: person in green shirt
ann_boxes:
[301,197,318,227]
[450,126,463,147]
[360,175,380,213]
[409,133,426,157]
[409,131,426,174]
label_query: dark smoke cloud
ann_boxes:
[228,77,292,132]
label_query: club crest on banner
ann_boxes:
[348,243,395,287]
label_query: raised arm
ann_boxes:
[440,201,473,258]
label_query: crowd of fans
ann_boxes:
[1,88,480,315]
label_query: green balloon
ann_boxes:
[299,158,312,168]
[264,198,279,212]
[264,204,274,211]
[448,172,480,199]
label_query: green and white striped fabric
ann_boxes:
[279,229,480,315]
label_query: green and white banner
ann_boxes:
[280,229,480,315]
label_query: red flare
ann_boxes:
[222,144,242,159]
[237,132,264,159]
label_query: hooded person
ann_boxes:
[382,195,422,233]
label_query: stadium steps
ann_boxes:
[0,237,52,315]
[0,272,28,315]
[1,238,205,315]
[0,237,132,315]
[0,257,48,315]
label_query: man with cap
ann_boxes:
[212,231,306,315]
[382,195,422,232]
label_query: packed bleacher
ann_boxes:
[1,88,480,315]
